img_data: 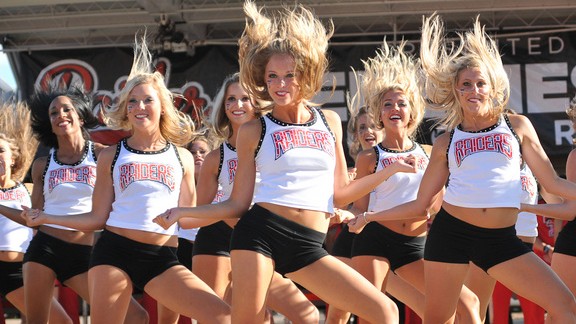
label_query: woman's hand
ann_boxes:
[347,211,371,234]
[347,167,357,181]
[330,208,355,225]
[394,154,418,174]
[153,208,181,229]
[21,206,45,227]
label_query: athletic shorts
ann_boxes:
[0,260,24,296]
[177,237,194,270]
[424,208,532,272]
[23,230,91,284]
[352,222,425,272]
[192,221,233,257]
[555,220,576,257]
[331,224,356,259]
[90,230,180,290]
[230,204,329,276]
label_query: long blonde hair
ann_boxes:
[238,0,333,111]
[361,40,425,138]
[0,101,39,181]
[420,13,510,130]
[105,32,194,146]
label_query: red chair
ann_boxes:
[56,281,80,324]
[0,298,5,324]
[139,293,158,324]
[405,306,422,324]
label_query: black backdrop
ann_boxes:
[11,31,576,172]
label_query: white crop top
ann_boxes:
[107,139,183,235]
[444,115,522,208]
[43,141,97,231]
[516,164,538,237]
[369,142,429,212]
[216,142,238,202]
[178,227,198,242]
[0,183,33,252]
[253,107,336,213]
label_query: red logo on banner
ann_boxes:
[173,83,210,123]
[36,59,98,93]
[35,58,212,145]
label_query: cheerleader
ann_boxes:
[23,34,230,323]
[0,101,71,323]
[350,14,576,323]
[189,72,319,322]
[23,84,147,323]
[154,1,403,322]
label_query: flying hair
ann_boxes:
[28,83,99,149]
[345,69,372,159]
[420,13,510,130]
[0,101,39,181]
[105,30,195,147]
[238,0,333,108]
[361,40,425,138]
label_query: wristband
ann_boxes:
[543,244,551,254]
[362,212,369,224]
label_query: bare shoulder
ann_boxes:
[319,108,343,141]
[420,144,433,156]
[506,113,529,124]
[93,142,108,157]
[203,146,222,170]
[506,113,533,133]
[31,156,49,179]
[239,118,264,139]
[320,108,341,126]
[96,144,119,165]
[567,148,576,167]
[432,131,451,149]
[357,145,377,160]
[565,148,576,181]
[176,146,194,165]
[429,131,451,159]
[32,155,48,169]
[356,145,378,170]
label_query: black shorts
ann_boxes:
[331,224,356,259]
[424,208,532,272]
[352,222,425,272]
[0,261,24,296]
[177,237,194,270]
[90,230,180,290]
[23,230,92,284]
[192,221,233,257]
[230,204,329,276]
[555,220,576,257]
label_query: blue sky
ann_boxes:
[0,48,17,90]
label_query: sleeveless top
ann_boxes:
[215,142,238,202]
[0,183,33,252]
[43,141,97,230]
[369,142,429,212]
[516,164,538,237]
[107,139,183,235]
[253,107,336,213]
[178,227,198,242]
[444,114,522,208]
